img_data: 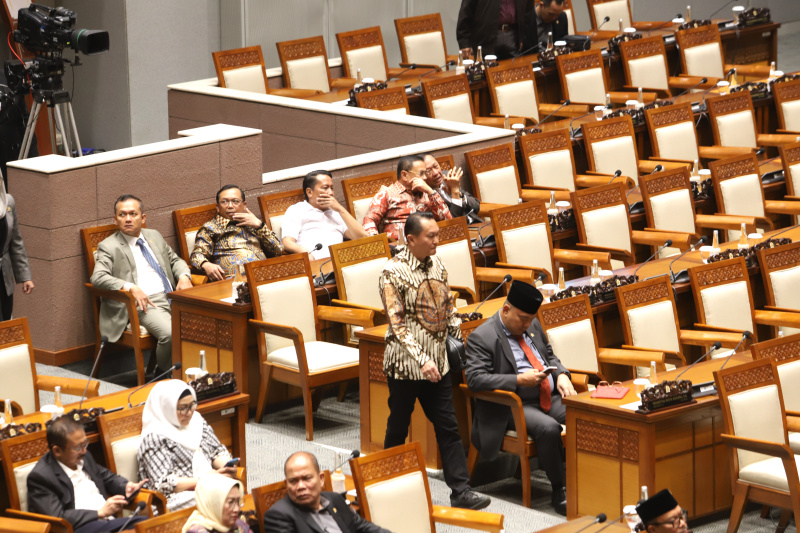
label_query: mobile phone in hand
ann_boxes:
[126,488,141,504]
[224,457,240,468]
[542,366,557,375]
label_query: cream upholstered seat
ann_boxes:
[355,86,411,114]
[563,0,576,33]
[565,65,606,106]
[485,63,541,123]
[335,26,399,81]
[351,441,504,533]
[714,357,800,533]
[757,241,800,338]
[212,45,269,94]
[256,189,305,239]
[435,224,479,307]
[591,0,631,28]
[773,78,800,134]
[246,254,374,440]
[780,142,800,207]
[341,171,395,224]
[276,35,356,94]
[394,13,453,68]
[590,136,639,186]
[707,92,799,151]
[173,204,217,264]
[777,358,800,453]
[700,282,755,333]
[654,121,699,162]
[717,111,758,149]
[430,93,473,124]
[582,204,630,270]
[685,43,724,79]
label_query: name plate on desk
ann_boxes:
[636,379,694,413]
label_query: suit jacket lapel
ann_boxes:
[300,511,326,533]
[45,453,76,504]
[492,314,517,370]
[114,231,136,280]
[327,497,352,533]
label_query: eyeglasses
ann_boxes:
[597,381,623,388]
[218,199,242,206]
[424,164,441,177]
[651,509,688,528]
[69,440,90,453]
[176,401,198,415]
[224,497,244,508]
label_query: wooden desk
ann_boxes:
[355,298,505,468]
[535,515,630,533]
[564,353,751,520]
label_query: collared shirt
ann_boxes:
[120,232,179,296]
[308,497,343,533]
[281,201,348,260]
[499,0,516,25]
[190,215,283,277]
[436,186,463,208]
[57,459,108,514]
[362,181,452,241]
[380,247,462,380]
[499,316,554,395]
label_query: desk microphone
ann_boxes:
[668,235,707,284]
[569,108,601,138]
[79,335,107,410]
[115,501,146,533]
[647,14,682,36]
[415,61,457,91]
[536,99,571,127]
[573,513,608,533]
[317,258,333,287]
[386,63,417,82]
[127,362,183,408]
[593,512,626,533]
[586,16,612,49]
[512,43,540,63]
[535,272,548,284]
[649,164,664,174]
[672,77,708,100]
[766,223,799,244]
[633,240,672,279]
[474,274,512,315]
[311,243,323,255]
[675,341,722,381]
[699,69,735,110]
[719,331,751,371]
[475,221,493,248]
[607,170,623,184]
[331,449,361,471]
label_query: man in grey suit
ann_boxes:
[90,195,192,372]
[0,181,34,321]
[465,280,576,515]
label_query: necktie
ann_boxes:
[517,335,551,412]
[136,238,172,295]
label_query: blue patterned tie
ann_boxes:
[137,238,172,294]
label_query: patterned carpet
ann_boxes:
[37,363,795,533]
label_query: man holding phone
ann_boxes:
[464,280,575,515]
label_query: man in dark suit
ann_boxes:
[90,194,192,372]
[532,0,570,51]
[464,280,576,515]
[421,154,480,221]
[457,0,539,59]
[264,452,391,533]
[27,416,148,533]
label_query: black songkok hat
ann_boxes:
[506,280,544,315]
[636,489,679,523]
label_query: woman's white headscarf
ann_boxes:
[182,472,243,533]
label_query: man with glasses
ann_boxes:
[421,153,480,220]
[191,184,283,281]
[635,489,690,533]
[362,155,452,241]
[27,416,149,532]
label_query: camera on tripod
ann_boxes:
[14,4,109,56]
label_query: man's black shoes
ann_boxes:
[551,486,567,516]
[451,490,491,510]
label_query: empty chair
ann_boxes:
[706,91,797,151]
[421,74,514,128]
[337,26,414,81]
[212,44,317,98]
[675,24,770,82]
[394,13,456,68]
[276,35,357,93]
[355,86,411,114]
[556,49,656,106]
[619,36,713,97]
[756,240,800,337]
[772,77,800,134]
[585,0,659,31]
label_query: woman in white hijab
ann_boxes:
[0,177,34,321]
[137,380,237,511]
[183,473,250,533]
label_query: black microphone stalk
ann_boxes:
[474,274,512,315]
[79,336,107,410]
[586,16,611,49]
[573,513,609,533]
[675,341,722,380]
[719,331,751,370]
[115,501,146,533]
[673,77,708,100]
[416,61,456,91]
[668,236,707,283]
[512,43,541,62]
[537,99,571,127]
[127,362,183,408]
[594,513,626,533]
[648,14,683,36]
[569,107,602,138]
[332,449,361,472]
[317,258,333,287]
[607,170,623,185]
[633,240,672,278]
[386,63,417,82]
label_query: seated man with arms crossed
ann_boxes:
[465,280,576,515]
[421,153,480,219]
[282,170,368,259]
[191,185,283,281]
[362,155,452,241]
[27,416,149,533]
[264,452,391,533]
[91,194,192,374]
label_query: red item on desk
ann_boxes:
[591,386,629,399]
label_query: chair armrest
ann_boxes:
[248,319,303,342]
[631,230,693,249]
[694,214,758,233]
[520,189,571,202]
[538,102,591,118]
[608,91,657,104]
[460,384,523,409]
[724,63,771,78]
[638,160,691,173]
[331,77,358,89]
[720,434,795,460]
[330,299,385,316]
[4,510,71,533]
[236,467,247,492]
[693,323,746,335]
[575,174,635,189]
[677,329,746,348]
[754,309,800,329]
[620,345,686,367]
[36,375,99,398]
[190,274,208,286]
[270,87,322,98]
[756,133,800,147]
[575,243,632,264]
[476,266,533,284]
[764,305,800,314]
[85,283,147,339]
[449,285,477,305]
[598,347,667,371]
[477,203,509,218]
[493,263,552,283]
[552,248,612,270]
[787,415,800,433]
[317,305,375,328]
[622,85,670,99]
[130,488,166,517]
[475,116,525,128]
[667,75,719,90]
[432,505,504,533]
[697,145,755,160]
[387,67,418,79]
[764,200,800,216]
[571,372,590,393]
[400,62,438,69]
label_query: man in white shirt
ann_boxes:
[90,194,192,373]
[27,416,148,532]
[281,170,368,259]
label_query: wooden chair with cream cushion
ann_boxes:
[688,256,800,343]
[555,49,656,107]
[276,35,357,94]
[0,317,98,417]
[585,0,659,31]
[581,114,688,186]
[351,441,504,533]
[708,153,800,241]
[256,189,305,240]
[341,171,396,225]
[639,167,758,258]
[618,36,713,97]
[421,74,515,128]
[713,357,800,533]
[81,224,157,386]
[616,275,744,376]
[211,45,317,98]
[355,86,411,115]
[572,183,693,269]
[706,91,797,151]
[336,26,414,82]
[756,240,800,338]
[644,102,753,165]
[252,471,332,524]
[394,13,456,69]
[134,507,194,533]
[538,293,667,382]
[562,0,577,34]
[779,141,800,202]
[173,203,217,265]
[675,24,770,82]
[0,431,162,530]
[772,77,800,134]
[246,254,375,440]
[490,201,612,283]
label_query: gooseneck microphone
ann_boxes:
[127,362,183,408]
[474,274,513,315]
[569,108,601,138]
[673,77,708,100]
[386,63,417,82]
[586,16,612,49]
[332,449,361,471]
[512,43,541,62]
[766,224,799,243]
[648,14,683,36]
[536,99,571,127]
[607,170,623,184]
[719,331,752,370]
[115,501,146,533]
[415,61,457,91]
[594,513,627,533]
[311,243,323,254]
[675,341,722,380]
[633,240,672,278]
[699,69,735,110]
[573,513,608,533]
[668,236,707,283]
[317,258,332,287]
[79,335,107,410]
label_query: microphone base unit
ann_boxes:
[628,201,645,214]
[691,380,718,398]
[670,269,690,284]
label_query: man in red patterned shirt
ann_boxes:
[362,155,452,241]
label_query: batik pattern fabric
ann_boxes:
[190,215,283,276]
[379,247,462,380]
[362,181,452,241]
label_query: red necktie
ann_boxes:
[517,336,551,412]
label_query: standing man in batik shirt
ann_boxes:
[378,212,490,511]
[191,185,283,281]
[362,155,452,241]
